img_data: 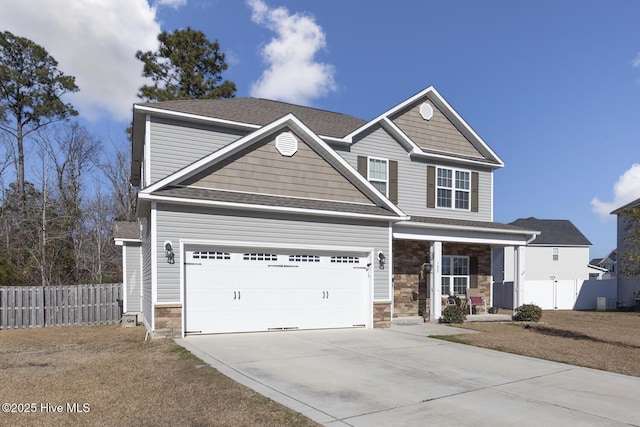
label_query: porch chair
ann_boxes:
[466,288,487,315]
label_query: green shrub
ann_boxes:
[441,305,466,324]
[513,304,542,322]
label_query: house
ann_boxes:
[589,249,617,280]
[125,86,537,338]
[495,218,594,282]
[492,217,616,310]
[612,198,640,308]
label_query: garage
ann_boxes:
[184,247,371,334]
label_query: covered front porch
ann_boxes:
[391,217,538,322]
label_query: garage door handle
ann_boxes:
[234,291,241,300]
[323,291,329,299]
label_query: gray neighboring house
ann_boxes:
[589,249,617,280]
[123,86,537,338]
[612,198,640,308]
[494,218,595,283]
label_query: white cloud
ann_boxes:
[592,164,640,219]
[247,0,336,105]
[155,0,187,8]
[0,0,162,122]
[633,53,640,68]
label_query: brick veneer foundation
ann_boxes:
[154,303,182,338]
[373,302,391,328]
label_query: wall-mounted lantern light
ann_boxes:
[164,241,175,264]
[423,263,432,275]
[377,251,386,270]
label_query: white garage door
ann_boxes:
[184,247,370,334]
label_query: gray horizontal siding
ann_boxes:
[141,217,152,329]
[155,204,391,301]
[149,117,246,185]
[125,244,142,313]
[339,126,493,221]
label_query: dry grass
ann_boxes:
[0,324,319,427]
[450,310,640,377]
[3,311,639,426]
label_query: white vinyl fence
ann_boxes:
[493,279,617,310]
[0,284,123,330]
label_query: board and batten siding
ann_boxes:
[339,125,493,221]
[148,117,247,185]
[124,244,142,313]
[154,203,391,302]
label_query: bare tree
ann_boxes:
[100,145,137,221]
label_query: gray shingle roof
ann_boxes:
[611,197,640,214]
[152,186,398,218]
[138,98,367,139]
[408,216,536,233]
[113,221,140,240]
[509,217,591,246]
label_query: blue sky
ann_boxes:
[2,0,640,257]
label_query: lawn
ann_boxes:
[2,311,639,426]
[0,325,319,427]
[449,310,640,377]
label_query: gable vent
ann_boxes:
[275,132,298,156]
[419,102,434,120]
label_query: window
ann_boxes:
[436,167,470,210]
[243,253,278,261]
[441,256,469,295]
[288,254,320,262]
[553,248,559,261]
[193,251,230,260]
[331,256,360,264]
[368,157,388,196]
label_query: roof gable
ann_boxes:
[139,114,407,219]
[509,217,592,246]
[390,97,485,160]
[179,126,371,204]
[345,86,504,168]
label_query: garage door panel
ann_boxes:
[185,248,370,334]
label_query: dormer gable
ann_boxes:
[345,86,504,169]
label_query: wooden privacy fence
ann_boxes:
[0,283,123,330]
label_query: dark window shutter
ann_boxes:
[470,256,479,288]
[427,165,436,208]
[470,256,478,274]
[471,171,479,212]
[389,160,398,204]
[357,156,367,178]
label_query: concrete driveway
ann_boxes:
[177,323,640,426]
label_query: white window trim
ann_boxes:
[436,166,471,211]
[441,255,470,295]
[367,156,389,197]
[553,247,559,261]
